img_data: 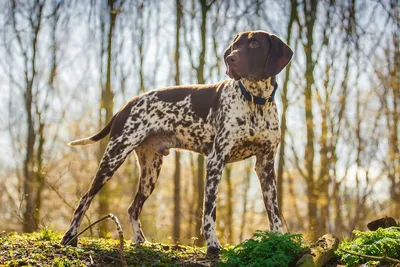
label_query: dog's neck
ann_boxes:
[240,77,276,99]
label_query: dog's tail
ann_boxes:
[68,114,117,146]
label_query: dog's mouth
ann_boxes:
[226,65,242,80]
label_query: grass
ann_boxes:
[0,228,301,267]
[2,227,399,266]
[0,229,304,267]
[0,229,210,266]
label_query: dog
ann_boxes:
[61,30,293,255]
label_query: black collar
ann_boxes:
[238,80,278,105]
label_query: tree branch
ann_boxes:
[339,249,400,264]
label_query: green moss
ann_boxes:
[0,231,208,266]
[336,227,400,266]
[219,231,304,267]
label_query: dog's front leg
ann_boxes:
[255,153,283,232]
[202,149,227,255]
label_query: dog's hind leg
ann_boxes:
[61,138,135,246]
[128,146,163,244]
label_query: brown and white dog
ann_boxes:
[61,31,293,255]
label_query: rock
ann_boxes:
[367,216,398,231]
[296,234,339,267]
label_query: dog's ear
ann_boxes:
[265,34,293,77]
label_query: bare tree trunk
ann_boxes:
[388,1,400,217]
[33,1,60,229]
[23,72,36,233]
[277,0,297,212]
[173,0,182,244]
[13,0,45,233]
[187,153,197,240]
[98,0,119,237]
[302,0,318,240]
[333,180,343,237]
[138,7,145,94]
[239,161,252,241]
[195,155,205,245]
[287,172,302,230]
[33,113,45,228]
[194,0,212,246]
[225,165,233,244]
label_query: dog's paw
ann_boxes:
[133,230,148,245]
[206,246,221,256]
[61,234,78,247]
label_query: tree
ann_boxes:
[173,0,183,244]
[225,165,233,244]
[374,1,400,217]
[277,0,297,212]
[98,0,122,237]
[5,0,47,232]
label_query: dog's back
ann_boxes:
[68,81,227,156]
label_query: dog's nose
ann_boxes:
[227,54,238,64]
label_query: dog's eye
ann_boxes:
[249,41,260,48]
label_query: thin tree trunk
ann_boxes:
[333,180,343,237]
[187,153,197,240]
[225,165,233,244]
[287,172,302,230]
[388,1,400,217]
[98,1,118,237]
[302,0,318,240]
[33,115,45,228]
[195,155,205,245]
[173,0,182,244]
[239,161,252,241]
[17,0,44,233]
[277,0,297,212]
[23,72,36,233]
[33,1,59,228]
[194,0,211,246]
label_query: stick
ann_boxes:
[65,213,127,267]
[108,213,128,267]
[339,249,400,264]
[65,215,110,245]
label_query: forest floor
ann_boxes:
[0,230,217,266]
[1,227,399,266]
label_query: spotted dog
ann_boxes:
[61,30,293,255]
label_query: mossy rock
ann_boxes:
[296,234,339,267]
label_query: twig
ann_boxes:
[65,213,127,267]
[108,213,127,267]
[339,249,400,264]
[65,215,109,245]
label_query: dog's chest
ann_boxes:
[221,85,281,162]
[134,81,280,160]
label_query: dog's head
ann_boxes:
[224,31,293,81]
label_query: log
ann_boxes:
[296,234,339,267]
